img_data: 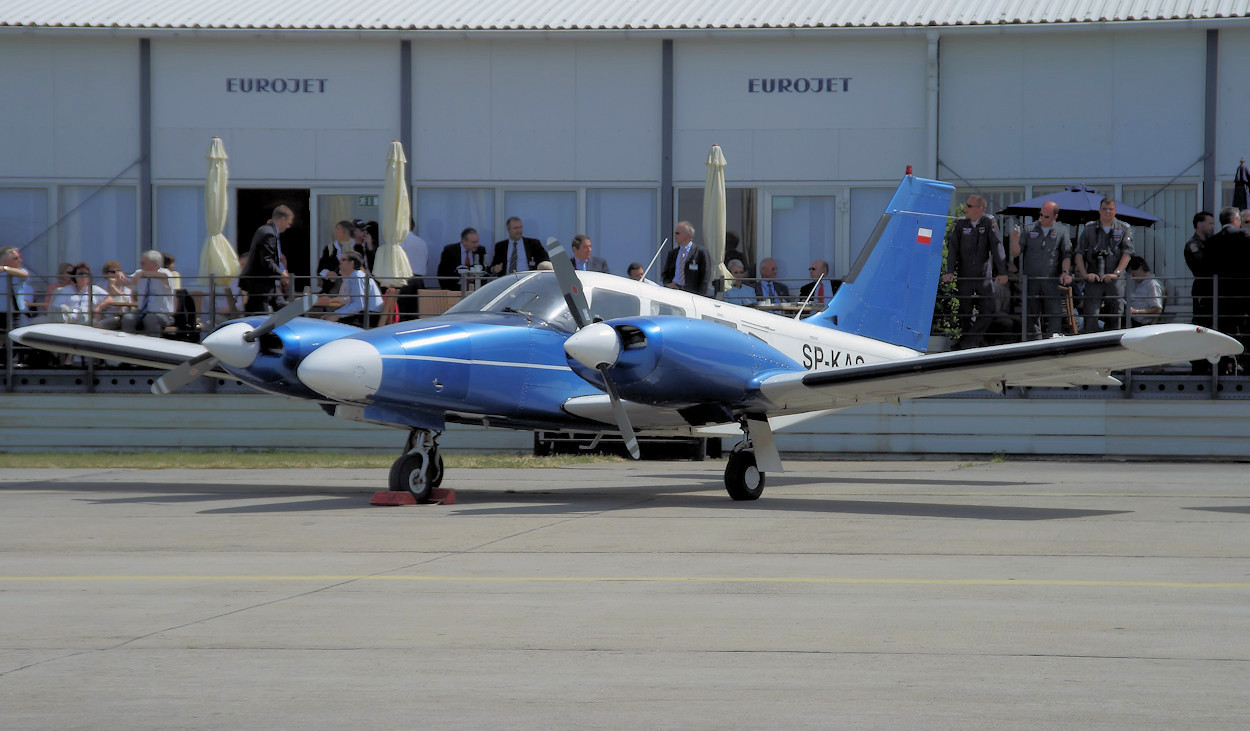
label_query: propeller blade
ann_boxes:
[597,364,640,460]
[243,291,316,342]
[151,351,220,395]
[154,292,315,394]
[545,237,593,329]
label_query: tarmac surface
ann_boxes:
[2,459,1249,729]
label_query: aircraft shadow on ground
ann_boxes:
[32,476,1124,521]
[1184,505,1250,515]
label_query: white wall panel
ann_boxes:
[941,31,1204,182]
[0,38,139,179]
[414,39,660,183]
[1216,28,1250,182]
[674,38,927,183]
[151,39,399,182]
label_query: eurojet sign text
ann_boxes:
[747,77,851,93]
[226,78,329,93]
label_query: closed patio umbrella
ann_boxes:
[374,140,414,288]
[702,144,732,293]
[198,137,240,280]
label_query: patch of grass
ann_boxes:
[0,451,626,470]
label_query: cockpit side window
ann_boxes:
[651,301,686,317]
[589,289,641,320]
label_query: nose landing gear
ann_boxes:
[389,428,444,502]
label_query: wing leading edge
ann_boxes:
[758,325,1242,413]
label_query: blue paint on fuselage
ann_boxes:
[348,312,605,429]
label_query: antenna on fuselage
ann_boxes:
[641,238,669,281]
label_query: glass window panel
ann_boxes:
[849,187,893,267]
[57,185,136,276]
[1121,183,1197,308]
[415,188,495,278]
[502,191,576,248]
[155,186,207,283]
[0,187,50,275]
[677,187,757,274]
[770,195,835,290]
[587,188,657,278]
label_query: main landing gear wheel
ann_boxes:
[724,450,765,501]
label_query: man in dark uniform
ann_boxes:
[1009,200,1073,338]
[1184,211,1216,373]
[239,205,293,315]
[941,194,1008,348]
[1074,197,1134,333]
[490,217,549,276]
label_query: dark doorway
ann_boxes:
[237,188,312,293]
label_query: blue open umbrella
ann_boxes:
[998,185,1160,227]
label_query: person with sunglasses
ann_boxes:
[49,262,110,326]
[95,260,134,330]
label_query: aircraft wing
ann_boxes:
[758,324,1241,413]
[9,323,234,379]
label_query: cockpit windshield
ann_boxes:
[444,271,578,332]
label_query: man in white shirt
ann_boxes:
[1,246,33,330]
[399,218,430,288]
[122,250,176,335]
[320,252,383,327]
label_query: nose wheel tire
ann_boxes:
[724,450,765,501]
[388,447,443,502]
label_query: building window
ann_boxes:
[57,185,136,274]
[0,187,50,274]
[587,188,656,278]
[1121,183,1197,303]
[677,187,757,274]
[502,191,576,248]
[770,195,836,288]
[415,188,495,253]
[155,186,207,280]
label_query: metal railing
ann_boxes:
[5,271,1249,392]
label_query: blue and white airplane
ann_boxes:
[12,173,1241,501]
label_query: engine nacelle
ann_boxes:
[210,317,362,398]
[565,316,801,407]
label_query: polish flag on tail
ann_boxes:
[916,227,933,245]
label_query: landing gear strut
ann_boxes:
[389,429,444,501]
[723,415,781,501]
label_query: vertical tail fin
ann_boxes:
[807,173,953,351]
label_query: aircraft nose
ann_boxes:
[564,322,621,369]
[298,338,383,401]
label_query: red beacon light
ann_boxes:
[905,165,913,176]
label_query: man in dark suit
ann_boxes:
[240,205,293,314]
[1207,206,1250,372]
[661,221,711,295]
[569,234,610,273]
[799,259,839,307]
[437,227,489,290]
[752,257,790,302]
[491,217,549,276]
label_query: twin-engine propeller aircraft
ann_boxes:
[13,173,1241,502]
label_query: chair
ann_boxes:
[165,290,202,342]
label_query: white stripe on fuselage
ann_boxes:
[381,354,571,371]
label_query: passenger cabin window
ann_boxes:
[651,302,686,317]
[589,289,641,320]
